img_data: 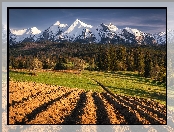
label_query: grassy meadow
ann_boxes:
[9,69,166,105]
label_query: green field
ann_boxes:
[9,69,166,105]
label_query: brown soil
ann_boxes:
[9,81,166,125]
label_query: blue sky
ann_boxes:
[8,8,166,34]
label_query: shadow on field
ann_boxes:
[62,92,87,124]
[92,92,111,124]
[87,82,99,86]
[102,92,166,124]
[9,70,37,76]
[102,92,143,124]
[9,91,42,107]
[94,80,166,124]
[120,95,166,120]
[93,79,165,104]
[106,85,166,102]
[9,70,27,75]
[113,93,164,124]
[104,71,165,87]
[14,91,72,124]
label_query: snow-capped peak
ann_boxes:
[75,19,92,28]
[30,27,41,34]
[10,28,27,35]
[52,21,68,28]
[54,21,60,25]
[65,19,93,34]
[124,27,142,36]
[106,23,118,32]
[10,27,41,35]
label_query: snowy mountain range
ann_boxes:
[2,19,170,45]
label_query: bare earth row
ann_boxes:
[9,81,166,125]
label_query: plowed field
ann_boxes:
[9,81,166,125]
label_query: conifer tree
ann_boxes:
[126,49,134,71]
[137,50,145,76]
[133,48,138,72]
[144,51,153,78]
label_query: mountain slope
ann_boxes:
[37,21,68,42]
[62,19,93,42]
[153,32,166,44]
[10,27,42,43]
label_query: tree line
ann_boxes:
[95,44,166,82]
[9,42,166,83]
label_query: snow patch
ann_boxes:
[54,21,60,25]
[10,29,27,35]
[10,27,41,35]
[124,27,142,36]
[31,27,41,34]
